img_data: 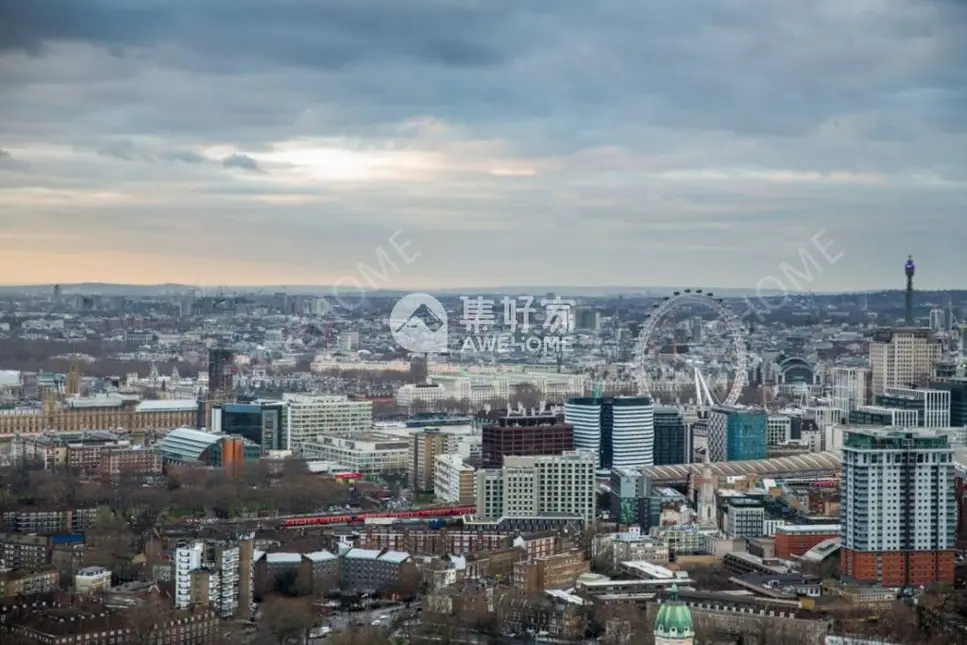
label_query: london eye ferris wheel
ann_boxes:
[633,289,748,407]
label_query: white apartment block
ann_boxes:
[301,432,409,473]
[336,330,360,352]
[885,387,951,429]
[175,542,203,610]
[474,450,596,524]
[831,367,871,414]
[282,394,373,451]
[842,428,955,555]
[433,453,476,505]
[766,415,792,446]
[870,329,942,396]
[74,566,112,594]
[174,538,251,618]
[801,426,824,453]
[804,406,845,430]
[476,470,504,520]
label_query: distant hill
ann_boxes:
[0,283,963,299]
[0,283,789,298]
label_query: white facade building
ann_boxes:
[433,453,476,505]
[396,383,449,408]
[174,538,250,618]
[831,367,871,414]
[282,394,373,451]
[852,406,920,427]
[301,432,409,473]
[336,331,360,352]
[74,566,112,594]
[431,372,588,406]
[174,542,203,610]
[475,450,596,524]
[725,499,765,538]
[885,387,951,429]
[804,405,845,430]
[869,329,942,396]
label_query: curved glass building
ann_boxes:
[564,396,654,470]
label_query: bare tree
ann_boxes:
[509,383,542,410]
[327,626,392,645]
[594,603,653,645]
[83,508,134,569]
[124,597,171,645]
[258,595,316,645]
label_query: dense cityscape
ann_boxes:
[3,1,967,644]
[0,261,963,645]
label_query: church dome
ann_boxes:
[654,585,695,640]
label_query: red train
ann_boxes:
[811,479,840,489]
[283,505,476,528]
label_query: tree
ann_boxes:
[594,603,653,645]
[273,568,312,597]
[327,626,393,645]
[683,564,736,591]
[259,595,316,645]
[509,383,542,410]
[392,564,422,601]
[83,508,134,568]
[124,597,170,645]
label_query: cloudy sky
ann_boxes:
[1,0,965,291]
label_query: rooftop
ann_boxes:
[640,451,843,482]
[265,553,302,565]
[776,524,840,534]
[378,551,411,564]
[156,428,222,462]
[135,400,198,412]
[344,548,382,560]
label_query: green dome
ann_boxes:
[654,585,694,640]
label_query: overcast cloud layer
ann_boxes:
[1,0,965,290]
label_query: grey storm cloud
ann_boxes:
[0,0,962,147]
[0,0,516,67]
[159,149,206,164]
[97,139,137,160]
[0,0,965,287]
[221,153,261,172]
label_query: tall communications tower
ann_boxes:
[904,255,915,326]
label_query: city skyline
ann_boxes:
[1,1,966,288]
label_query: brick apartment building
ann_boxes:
[774,524,841,559]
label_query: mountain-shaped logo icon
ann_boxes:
[395,303,445,334]
[389,293,448,353]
